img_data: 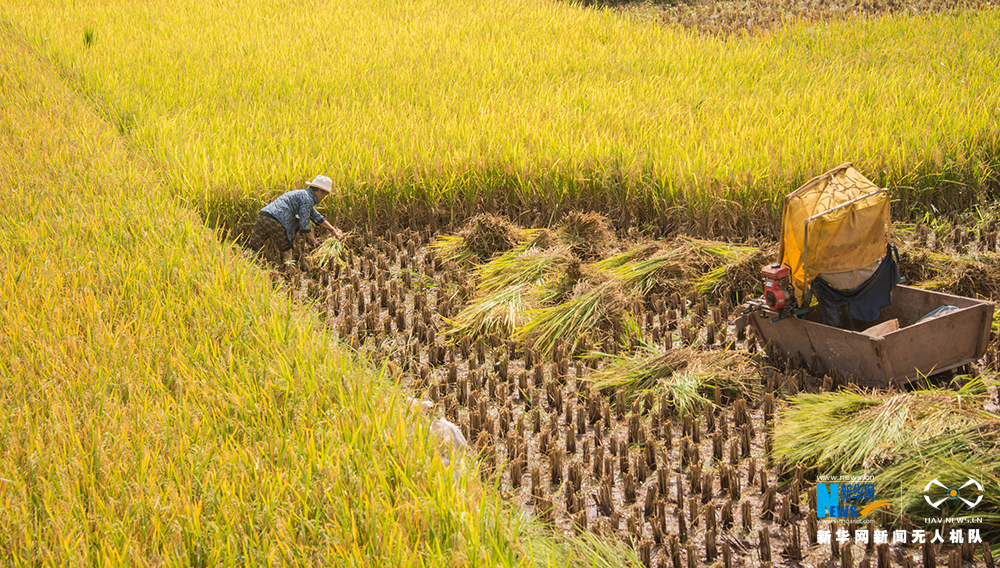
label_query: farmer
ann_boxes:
[246,175,343,264]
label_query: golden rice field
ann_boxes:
[2,0,999,235]
[3,0,1000,565]
[0,27,637,568]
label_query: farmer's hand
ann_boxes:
[306,233,319,249]
[321,220,342,240]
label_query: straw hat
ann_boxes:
[307,175,333,193]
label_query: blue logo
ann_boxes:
[817,483,885,518]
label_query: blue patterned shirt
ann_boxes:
[261,188,327,245]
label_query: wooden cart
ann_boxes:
[746,285,994,388]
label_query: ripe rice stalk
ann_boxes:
[536,257,611,306]
[773,379,991,476]
[446,283,538,342]
[306,235,339,266]
[692,246,772,302]
[586,345,755,416]
[475,244,574,297]
[522,227,560,250]
[897,244,1000,300]
[677,236,758,262]
[875,421,1000,537]
[430,234,476,267]
[459,213,525,261]
[515,280,627,357]
[602,247,692,297]
[593,242,663,272]
[601,237,761,299]
[681,236,764,297]
[617,311,646,353]
[556,211,617,260]
[776,378,1000,542]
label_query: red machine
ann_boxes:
[762,264,795,311]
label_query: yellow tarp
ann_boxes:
[779,163,890,303]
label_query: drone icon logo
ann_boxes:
[923,478,983,510]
